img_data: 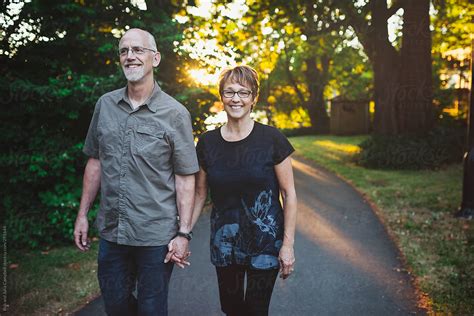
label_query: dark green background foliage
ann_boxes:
[355,117,466,170]
[1,1,211,249]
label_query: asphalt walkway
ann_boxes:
[75,156,425,315]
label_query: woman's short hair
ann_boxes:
[218,65,259,102]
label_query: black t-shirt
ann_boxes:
[196,121,294,269]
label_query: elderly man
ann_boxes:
[73,28,198,316]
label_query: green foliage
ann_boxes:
[355,117,466,170]
[1,0,212,249]
[279,127,316,137]
[1,75,110,249]
[329,46,373,101]
[431,0,474,53]
[174,86,214,136]
[2,134,99,248]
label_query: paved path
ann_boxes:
[75,156,425,315]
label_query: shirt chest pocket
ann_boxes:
[133,125,171,160]
[98,124,120,156]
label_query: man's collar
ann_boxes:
[113,81,162,112]
[145,82,161,112]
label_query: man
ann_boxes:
[73,28,198,316]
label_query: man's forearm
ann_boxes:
[78,158,101,217]
[175,174,195,233]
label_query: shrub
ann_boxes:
[355,117,466,170]
[280,127,320,137]
[3,141,98,249]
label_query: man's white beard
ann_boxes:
[123,66,145,82]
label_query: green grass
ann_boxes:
[290,135,473,315]
[7,240,100,315]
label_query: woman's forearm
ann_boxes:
[275,156,298,247]
[281,189,297,247]
[191,168,208,230]
[191,189,207,229]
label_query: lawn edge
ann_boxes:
[68,291,102,314]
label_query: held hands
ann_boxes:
[278,244,295,279]
[74,215,91,251]
[164,237,191,268]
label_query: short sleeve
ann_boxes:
[195,135,208,172]
[171,111,200,175]
[272,128,295,165]
[83,99,101,159]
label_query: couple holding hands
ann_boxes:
[74,28,297,316]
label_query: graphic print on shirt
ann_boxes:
[211,223,239,263]
[241,190,277,238]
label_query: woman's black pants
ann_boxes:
[215,264,279,316]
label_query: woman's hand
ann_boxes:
[275,156,297,279]
[278,244,295,279]
[164,238,191,268]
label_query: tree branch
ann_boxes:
[339,2,375,61]
[386,0,406,20]
[281,39,306,105]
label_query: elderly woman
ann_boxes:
[191,65,298,316]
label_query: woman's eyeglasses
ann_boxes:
[222,90,252,99]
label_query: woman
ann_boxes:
[192,65,297,316]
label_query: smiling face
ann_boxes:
[221,81,255,121]
[119,29,160,83]
[218,66,260,122]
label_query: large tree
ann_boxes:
[341,0,434,135]
[397,0,433,133]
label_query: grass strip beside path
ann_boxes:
[8,241,100,315]
[290,135,473,315]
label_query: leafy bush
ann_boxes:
[0,72,114,249]
[355,117,466,169]
[2,139,98,249]
[280,127,321,137]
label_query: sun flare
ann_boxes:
[188,68,219,86]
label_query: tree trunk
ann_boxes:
[371,0,400,135]
[397,0,433,134]
[304,57,330,133]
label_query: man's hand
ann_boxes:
[74,215,90,251]
[164,237,191,268]
[74,158,100,252]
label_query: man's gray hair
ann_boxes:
[120,28,157,51]
[143,30,157,51]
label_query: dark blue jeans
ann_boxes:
[97,239,174,316]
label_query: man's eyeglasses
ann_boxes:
[222,90,252,99]
[118,46,156,56]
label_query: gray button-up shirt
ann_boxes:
[83,83,199,246]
